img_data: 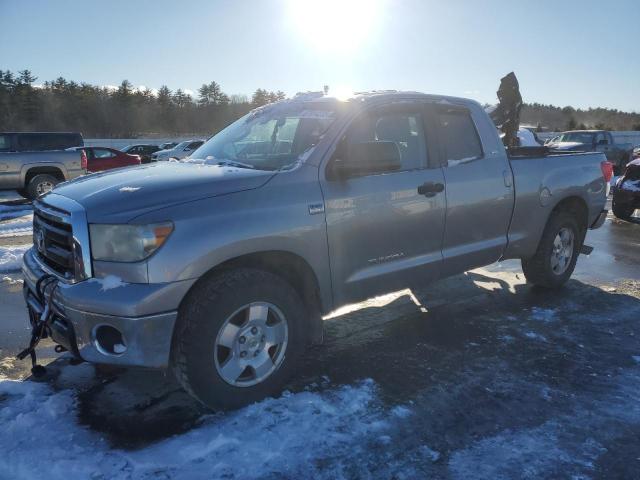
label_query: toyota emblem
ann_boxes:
[35,228,45,253]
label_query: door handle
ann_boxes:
[417,181,444,197]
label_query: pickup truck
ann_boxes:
[0,149,87,199]
[21,92,610,410]
[545,130,632,174]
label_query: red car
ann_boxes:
[72,147,141,172]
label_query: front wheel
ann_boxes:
[172,268,306,410]
[521,212,583,288]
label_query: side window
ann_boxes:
[17,134,41,151]
[186,141,202,150]
[437,108,483,166]
[596,133,607,145]
[93,148,115,159]
[0,135,9,151]
[346,110,427,172]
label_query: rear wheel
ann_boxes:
[172,268,306,410]
[26,174,59,200]
[521,212,583,288]
[612,200,635,220]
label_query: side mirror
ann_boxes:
[331,141,401,179]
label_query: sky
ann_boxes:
[1,0,639,111]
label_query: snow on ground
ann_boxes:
[0,216,33,238]
[0,244,31,273]
[0,375,418,480]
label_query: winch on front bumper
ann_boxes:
[22,247,183,368]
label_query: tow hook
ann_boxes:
[16,275,61,378]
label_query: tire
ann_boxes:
[16,188,29,199]
[26,174,60,200]
[521,212,583,288]
[612,200,635,220]
[172,268,306,410]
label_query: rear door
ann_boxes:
[434,104,514,276]
[321,102,446,306]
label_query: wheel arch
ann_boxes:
[22,164,66,187]
[549,195,589,231]
[177,250,326,346]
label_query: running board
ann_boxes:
[580,244,594,255]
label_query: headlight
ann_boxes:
[90,222,173,262]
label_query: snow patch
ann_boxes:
[0,217,33,238]
[0,376,414,479]
[0,244,30,273]
[524,331,548,342]
[90,275,126,292]
[530,307,557,323]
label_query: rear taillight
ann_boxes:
[81,150,88,170]
[600,161,613,183]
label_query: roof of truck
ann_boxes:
[290,90,479,107]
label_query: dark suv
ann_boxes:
[121,144,161,163]
[612,157,640,220]
[0,132,83,152]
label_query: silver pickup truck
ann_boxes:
[0,150,87,199]
[21,92,609,409]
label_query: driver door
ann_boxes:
[321,103,446,307]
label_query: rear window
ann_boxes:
[16,133,83,151]
[437,108,483,166]
[0,135,9,151]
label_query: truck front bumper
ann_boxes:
[590,209,608,229]
[22,248,194,368]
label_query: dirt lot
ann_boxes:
[1,194,639,479]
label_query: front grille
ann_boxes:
[33,201,75,281]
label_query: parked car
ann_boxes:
[612,157,640,219]
[545,130,632,174]
[516,127,542,146]
[121,144,160,163]
[158,142,178,151]
[150,140,204,161]
[0,131,83,152]
[22,92,609,410]
[0,149,87,199]
[69,147,141,172]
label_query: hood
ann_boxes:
[548,141,590,151]
[50,161,275,222]
[154,149,173,156]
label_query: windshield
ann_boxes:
[555,132,595,144]
[171,141,189,150]
[189,102,338,171]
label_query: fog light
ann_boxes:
[93,325,127,355]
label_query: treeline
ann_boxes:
[522,103,640,132]
[2,68,640,136]
[0,69,286,137]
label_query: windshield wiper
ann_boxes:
[215,160,256,169]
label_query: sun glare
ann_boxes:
[286,0,382,54]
